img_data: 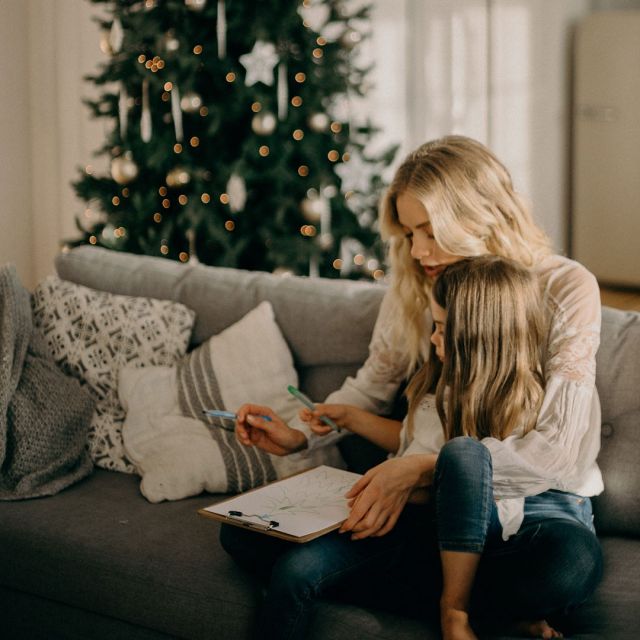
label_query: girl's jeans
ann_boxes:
[219,437,603,640]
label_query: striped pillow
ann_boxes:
[119,301,342,502]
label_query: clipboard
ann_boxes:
[198,465,362,543]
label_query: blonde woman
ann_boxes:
[223,137,604,638]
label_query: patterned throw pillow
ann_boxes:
[118,301,344,502]
[31,275,195,473]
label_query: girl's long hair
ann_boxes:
[380,136,552,375]
[406,256,546,441]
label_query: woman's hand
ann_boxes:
[235,404,307,456]
[340,454,437,540]
[299,403,354,436]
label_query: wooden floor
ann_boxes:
[600,285,640,312]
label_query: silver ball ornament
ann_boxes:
[317,233,334,251]
[308,112,330,133]
[166,167,191,188]
[111,154,139,185]
[340,28,362,50]
[180,91,203,113]
[185,0,207,10]
[301,196,329,222]
[251,111,277,136]
[164,31,180,52]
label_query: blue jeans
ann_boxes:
[219,437,603,639]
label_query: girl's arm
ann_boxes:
[482,258,602,498]
[300,404,402,453]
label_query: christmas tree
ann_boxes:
[73,0,397,279]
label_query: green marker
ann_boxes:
[287,385,341,433]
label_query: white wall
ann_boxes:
[0,0,33,285]
[3,0,640,288]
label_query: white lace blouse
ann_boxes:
[294,254,604,539]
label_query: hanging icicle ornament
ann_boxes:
[111,152,139,185]
[226,174,247,213]
[217,0,227,59]
[109,17,124,53]
[297,1,331,32]
[170,84,184,141]
[186,228,200,263]
[118,84,128,140]
[251,111,277,135]
[277,61,288,120]
[141,78,152,142]
[239,40,279,86]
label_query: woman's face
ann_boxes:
[430,299,446,362]
[396,192,463,279]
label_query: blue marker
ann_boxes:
[287,385,341,432]
[202,409,272,422]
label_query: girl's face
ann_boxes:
[396,192,463,279]
[430,299,446,362]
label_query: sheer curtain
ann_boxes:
[363,0,592,252]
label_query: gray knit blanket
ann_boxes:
[0,264,95,500]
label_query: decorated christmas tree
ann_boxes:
[73,0,396,279]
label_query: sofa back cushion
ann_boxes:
[593,307,640,536]
[55,247,385,397]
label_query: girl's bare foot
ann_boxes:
[441,607,478,640]
[513,619,563,638]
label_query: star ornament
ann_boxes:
[239,40,279,87]
[335,151,373,194]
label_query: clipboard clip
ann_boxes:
[227,510,279,531]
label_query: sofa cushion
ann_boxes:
[55,247,385,369]
[119,301,342,502]
[31,275,195,474]
[594,307,640,535]
[592,409,640,536]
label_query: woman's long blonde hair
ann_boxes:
[380,136,552,374]
[406,256,546,441]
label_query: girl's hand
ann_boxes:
[299,403,353,436]
[340,456,431,540]
[235,404,307,456]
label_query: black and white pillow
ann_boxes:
[31,275,195,473]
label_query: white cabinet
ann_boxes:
[573,11,640,286]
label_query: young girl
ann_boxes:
[225,136,604,638]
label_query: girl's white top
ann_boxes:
[294,254,604,540]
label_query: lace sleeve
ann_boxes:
[483,259,602,497]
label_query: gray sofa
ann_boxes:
[1,245,639,640]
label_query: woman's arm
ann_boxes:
[339,453,438,540]
[300,404,402,453]
[482,258,602,498]
[290,291,431,452]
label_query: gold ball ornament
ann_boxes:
[166,167,191,188]
[111,154,139,185]
[308,112,330,133]
[251,111,277,135]
[185,0,207,10]
[180,91,203,113]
